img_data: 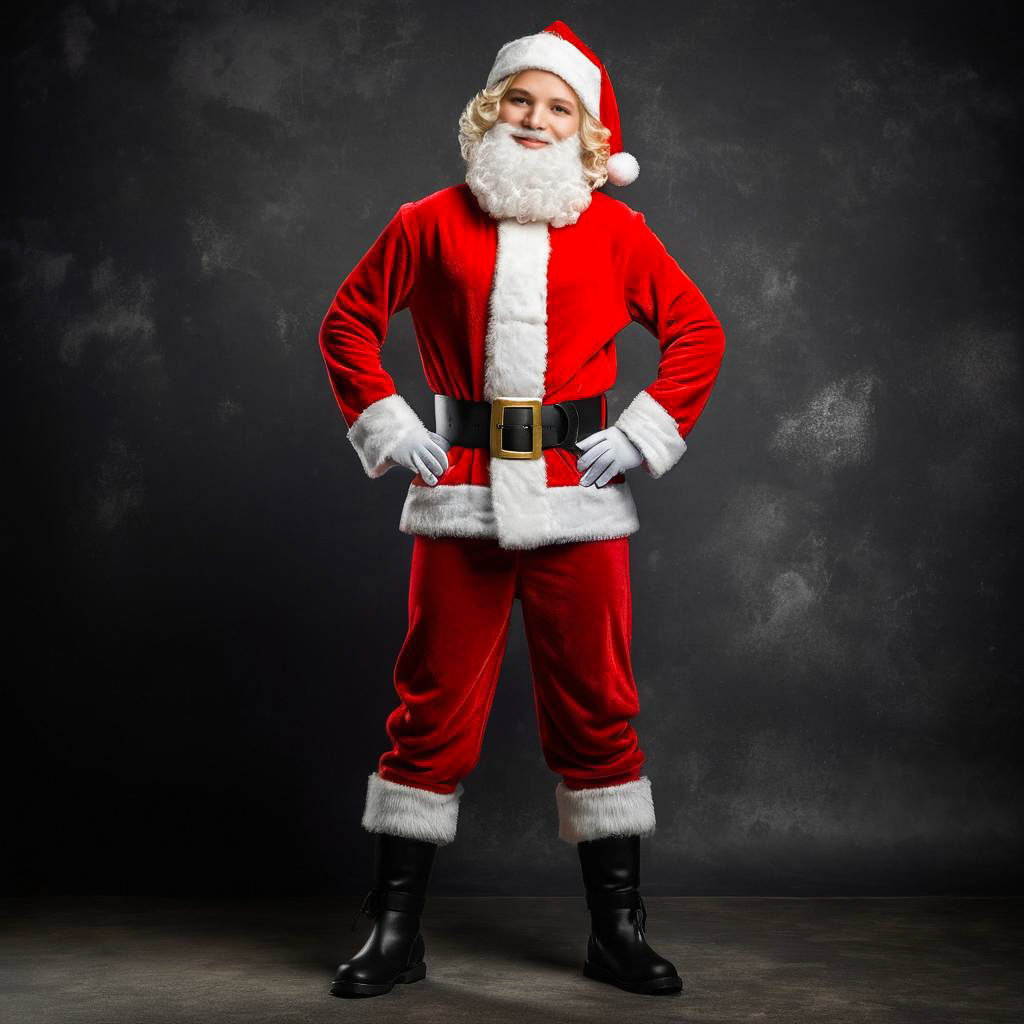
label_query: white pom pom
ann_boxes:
[606,151,639,186]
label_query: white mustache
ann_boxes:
[513,129,553,143]
[492,121,559,146]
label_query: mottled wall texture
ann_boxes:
[4,0,1021,897]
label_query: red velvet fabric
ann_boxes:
[377,534,646,794]
[318,183,726,492]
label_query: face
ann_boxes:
[497,69,581,147]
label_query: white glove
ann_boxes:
[390,425,452,487]
[576,426,644,487]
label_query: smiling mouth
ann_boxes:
[513,135,549,147]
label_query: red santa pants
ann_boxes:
[361,533,657,846]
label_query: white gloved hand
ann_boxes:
[389,425,452,486]
[576,426,644,487]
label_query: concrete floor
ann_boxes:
[1,896,1021,1023]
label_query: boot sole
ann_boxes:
[330,961,427,998]
[582,958,683,995]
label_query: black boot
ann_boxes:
[330,832,438,998]
[577,834,683,995]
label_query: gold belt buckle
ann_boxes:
[490,397,543,460]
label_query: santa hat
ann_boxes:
[485,19,640,187]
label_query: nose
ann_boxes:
[522,103,545,132]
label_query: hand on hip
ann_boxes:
[391,426,452,486]
[576,427,643,487]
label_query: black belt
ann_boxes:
[434,393,605,460]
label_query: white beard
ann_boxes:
[464,120,593,228]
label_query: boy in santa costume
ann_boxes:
[319,20,725,999]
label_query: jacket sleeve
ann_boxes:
[613,210,726,478]
[318,203,425,478]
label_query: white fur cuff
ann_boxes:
[361,771,464,846]
[347,393,425,479]
[614,389,687,479]
[555,775,657,843]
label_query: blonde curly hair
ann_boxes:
[458,72,612,190]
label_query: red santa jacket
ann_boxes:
[318,183,725,550]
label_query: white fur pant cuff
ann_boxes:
[555,775,657,843]
[361,771,464,846]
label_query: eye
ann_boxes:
[554,106,570,114]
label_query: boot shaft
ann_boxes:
[372,832,439,894]
[577,833,641,893]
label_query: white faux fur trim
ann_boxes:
[488,456,551,549]
[401,483,497,539]
[361,771,464,846]
[484,220,548,400]
[487,31,602,119]
[398,479,640,548]
[555,775,656,843]
[613,389,687,479]
[484,219,554,549]
[347,393,425,479]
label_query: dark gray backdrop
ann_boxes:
[4,0,1021,897]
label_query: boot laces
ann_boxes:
[635,892,649,936]
[587,890,649,936]
[350,889,377,931]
